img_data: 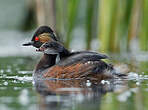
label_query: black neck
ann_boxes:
[35,54,57,72]
[59,47,70,59]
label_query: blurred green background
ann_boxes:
[0,1,148,110]
[0,0,148,55]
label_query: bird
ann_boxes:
[23,26,120,80]
[37,41,114,79]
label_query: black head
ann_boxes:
[23,26,58,48]
[37,41,64,55]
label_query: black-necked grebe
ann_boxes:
[36,41,114,79]
[23,26,119,80]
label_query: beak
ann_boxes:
[22,41,34,46]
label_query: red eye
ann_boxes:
[35,37,39,41]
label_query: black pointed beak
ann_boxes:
[22,41,34,46]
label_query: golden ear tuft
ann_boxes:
[38,33,53,43]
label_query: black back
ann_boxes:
[58,51,109,66]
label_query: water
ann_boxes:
[0,54,148,110]
[0,0,148,109]
[0,28,148,110]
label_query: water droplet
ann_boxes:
[14,87,19,90]
[13,80,17,83]
[32,81,35,85]
[18,89,29,105]
[136,82,140,86]
[86,82,91,86]
[0,69,4,73]
[101,80,110,85]
[2,74,7,77]
[86,80,91,86]
[3,81,8,86]
[6,68,11,73]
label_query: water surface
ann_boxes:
[0,55,148,110]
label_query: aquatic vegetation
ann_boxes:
[0,0,148,110]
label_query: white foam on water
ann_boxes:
[127,72,148,81]
[5,76,33,82]
[3,81,8,86]
[18,89,29,106]
[117,88,138,102]
[18,71,33,74]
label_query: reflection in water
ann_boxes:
[34,78,126,110]
[1,57,148,110]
